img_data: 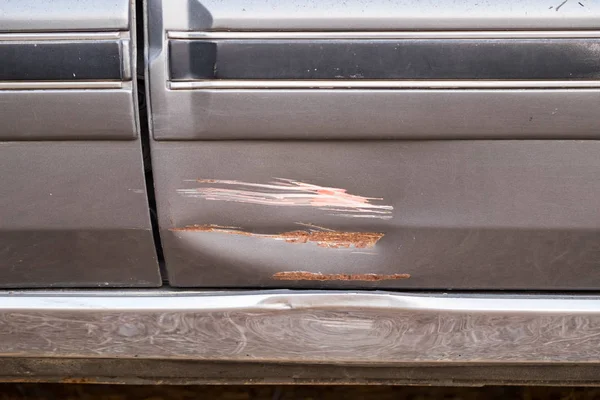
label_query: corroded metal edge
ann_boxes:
[3,290,600,364]
[5,358,600,385]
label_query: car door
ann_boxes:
[147,0,600,289]
[0,0,161,287]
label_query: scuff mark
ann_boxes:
[178,178,393,219]
[171,224,384,249]
[294,222,336,231]
[556,0,568,11]
[272,271,410,281]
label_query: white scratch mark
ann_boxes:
[332,213,393,220]
[294,222,336,232]
[178,178,393,219]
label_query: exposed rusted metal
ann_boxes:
[178,178,393,219]
[6,357,600,386]
[171,225,385,249]
[172,224,246,233]
[272,271,410,281]
[59,377,100,384]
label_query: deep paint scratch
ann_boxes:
[177,178,393,219]
[171,224,384,249]
[272,271,410,281]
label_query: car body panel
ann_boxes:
[153,141,600,289]
[0,0,130,32]
[0,0,160,287]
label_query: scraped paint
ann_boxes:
[177,178,393,219]
[171,224,384,249]
[272,271,410,281]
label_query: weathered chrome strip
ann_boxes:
[169,31,600,40]
[3,290,600,363]
[169,80,600,90]
[0,32,124,41]
[122,39,132,81]
[0,81,125,90]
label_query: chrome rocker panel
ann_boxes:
[2,290,600,364]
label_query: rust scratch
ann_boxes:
[178,178,393,219]
[172,224,241,232]
[171,225,384,249]
[272,271,410,281]
[60,377,100,384]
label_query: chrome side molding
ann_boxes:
[168,30,600,40]
[3,290,600,363]
[169,80,600,90]
[0,81,125,90]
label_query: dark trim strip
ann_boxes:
[169,39,600,81]
[0,41,123,81]
[7,358,600,386]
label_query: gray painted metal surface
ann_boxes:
[153,141,600,289]
[147,1,600,140]
[0,32,135,140]
[0,0,160,286]
[4,290,600,364]
[0,89,137,140]
[0,0,130,32]
[150,89,600,140]
[154,0,600,31]
[149,0,600,290]
[0,142,160,287]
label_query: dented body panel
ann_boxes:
[148,0,600,290]
[152,141,600,289]
[3,0,600,382]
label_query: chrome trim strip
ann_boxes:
[122,39,132,80]
[169,30,600,40]
[170,80,600,90]
[0,81,125,90]
[0,32,124,41]
[3,290,600,363]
